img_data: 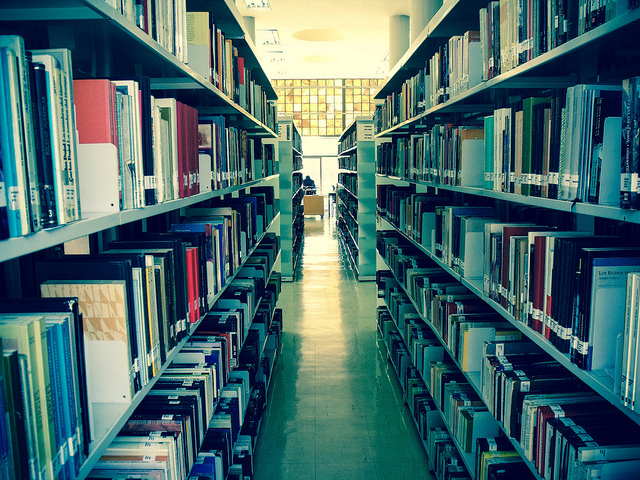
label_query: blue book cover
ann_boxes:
[47,317,79,477]
[0,47,28,237]
[44,324,66,479]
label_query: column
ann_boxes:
[410,0,429,43]
[389,15,410,71]
[243,16,256,44]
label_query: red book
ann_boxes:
[531,235,548,334]
[189,105,200,196]
[186,246,198,323]
[176,101,188,198]
[73,79,118,146]
[216,29,224,92]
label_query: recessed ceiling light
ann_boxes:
[258,29,280,46]
[301,55,333,63]
[292,29,346,42]
[244,0,271,10]
[267,50,285,62]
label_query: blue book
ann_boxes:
[44,322,67,480]
[46,315,81,478]
[0,47,29,237]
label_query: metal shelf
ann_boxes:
[0,175,279,263]
[376,1,640,101]
[379,213,640,427]
[375,174,640,225]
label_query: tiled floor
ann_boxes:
[254,216,434,479]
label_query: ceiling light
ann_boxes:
[267,50,285,63]
[292,29,346,42]
[258,29,280,46]
[244,0,271,10]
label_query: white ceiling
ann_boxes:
[237,0,411,79]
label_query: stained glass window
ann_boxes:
[273,78,382,136]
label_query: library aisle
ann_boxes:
[254,217,433,480]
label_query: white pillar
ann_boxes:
[410,0,429,44]
[243,16,256,44]
[389,15,410,70]
[425,0,444,24]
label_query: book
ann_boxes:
[40,280,135,434]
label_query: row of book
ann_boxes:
[185,12,277,130]
[479,0,629,83]
[106,1,277,132]
[0,37,81,238]
[106,0,189,65]
[0,34,278,241]
[374,1,635,134]
[338,152,357,172]
[377,233,640,479]
[377,189,640,375]
[337,172,358,198]
[378,300,533,480]
[374,29,482,133]
[0,222,280,479]
[337,188,357,224]
[338,127,357,154]
[376,81,640,209]
[76,77,276,209]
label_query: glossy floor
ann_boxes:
[254,216,434,479]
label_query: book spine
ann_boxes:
[622,77,634,209]
[29,62,57,228]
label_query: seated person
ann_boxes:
[302,175,316,194]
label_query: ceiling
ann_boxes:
[237,0,411,80]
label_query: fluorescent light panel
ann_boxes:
[258,29,280,46]
[244,0,271,10]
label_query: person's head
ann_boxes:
[305,175,311,180]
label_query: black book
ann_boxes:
[110,236,187,340]
[28,59,57,228]
[2,345,29,479]
[548,89,567,199]
[136,395,201,450]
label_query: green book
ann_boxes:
[484,115,494,190]
[521,97,551,196]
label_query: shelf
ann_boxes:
[338,145,357,157]
[378,302,476,477]
[337,205,358,226]
[0,175,280,264]
[378,213,640,427]
[208,212,281,310]
[337,216,359,251]
[0,0,277,135]
[75,218,280,477]
[380,257,542,480]
[337,183,358,200]
[337,228,359,277]
[375,174,640,225]
[377,1,640,101]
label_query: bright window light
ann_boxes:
[244,0,271,10]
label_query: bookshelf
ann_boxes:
[0,0,281,477]
[276,116,304,281]
[336,116,376,281]
[374,1,640,478]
